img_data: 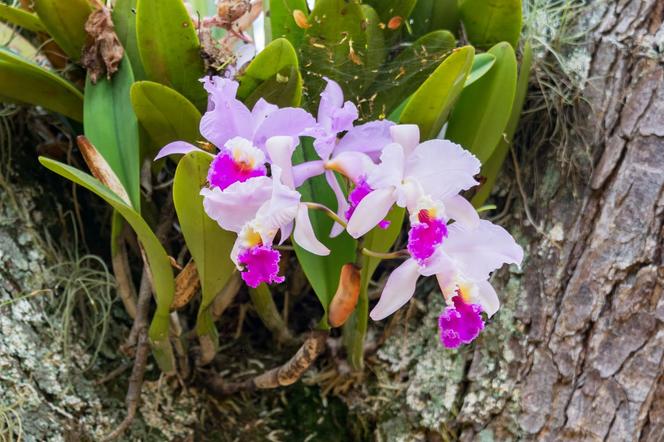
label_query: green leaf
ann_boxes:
[84,57,141,210]
[237,38,302,104]
[33,0,92,60]
[400,45,475,139]
[136,0,206,110]
[243,65,303,108]
[268,0,308,46]
[472,40,532,207]
[364,0,417,26]
[364,30,455,119]
[446,42,517,163]
[39,157,175,373]
[360,4,385,91]
[0,48,83,121]
[410,0,460,38]
[130,81,202,156]
[173,151,235,350]
[459,0,522,49]
[292,139,357,325]
[113,0,147,81]
[0,4,47,32]
[343,206,404,369]
[465,53,496,87]
[301,0,384,104]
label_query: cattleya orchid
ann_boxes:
[157,75,523,349]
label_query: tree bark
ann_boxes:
[372,1,664,441]
[471,1,664,440]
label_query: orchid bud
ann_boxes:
[328,263,361,327]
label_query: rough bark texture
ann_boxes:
[371,1,664,440]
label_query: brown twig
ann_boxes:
[121,269,151,354]
[96,362,132,385]
[103,328,150,441]
[207,330,327,395]
[111,225,138,319]
[211,271,242,320]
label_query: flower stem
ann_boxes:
[361,248,408,260]
[304,202,347,228]
[476,204,497,213]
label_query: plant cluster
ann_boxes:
[0,0,529,436]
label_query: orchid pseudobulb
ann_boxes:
[156,75,523,349]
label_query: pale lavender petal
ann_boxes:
[312,135,338,161]
[442,220,523,281]
[250,98,279,133]
[405,139,481,200]
[292,160,325,187]
[200,77,253,146]
[334,120,395,160]
[326,151,376,182]
[330,100,358,133]
[154,141,206,161]
[324,170,349,238]
[265,136,296,188]
[443,194,480,228]
[346,187,395,238]
[253,107,316,149]
[279,221,294,245]
[317,77,346,125]
[370,258,420,320]
[390,124,420,155]
[293,204,330,255]
[200,176,273,232]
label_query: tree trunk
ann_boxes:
[372,1,664,441]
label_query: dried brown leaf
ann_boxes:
[81,5,124,83]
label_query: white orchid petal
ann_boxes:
[370,259,420,320]
[389,124,420,155]
[443,194,480,228]
[473,279,500,317]
[346,187,395,238]
[266,136,296,188]
[405,139,481,200]
[293,204,330,255]
[367,143,405,190]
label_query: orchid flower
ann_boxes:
[346,124,482,238]
[200,136,329,288]
[291,78,395,235]
[155,76,315,192]
[369,201,523,348]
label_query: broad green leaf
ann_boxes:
[0,4,47,32]
[131,81,201,156]
[268,0,308,46]
[33,0,92,60]
[446,42,517,163]
[360,4,385,91]
[113,0,147,80]
[400,45,475,139]
[136,0,206,110]
[343,206,404,369]
[292,139,357,326]
[364,30,455,119]
[364,0,417,27]
[301,0,384,104]
[465,53,496,87]
[410,0,460,38]
[237,38,301,102]
[173,151,235,351]
[459,0,522,49]
[0,48,83,120]
[473,41,532,206]
[39,157,175,372]
[84,57,141,210]
[243,65,303,108]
